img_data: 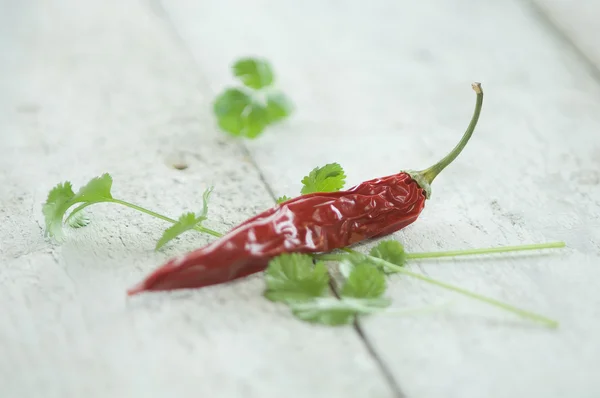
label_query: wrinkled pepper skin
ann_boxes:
[127,172,426,295]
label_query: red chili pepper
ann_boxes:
[128,83,484,295]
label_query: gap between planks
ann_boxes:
[144,0,407,396]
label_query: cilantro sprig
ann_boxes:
[264,253,391,325]
[213,57,293,139]
[275,162,347,203]
[300,163,346,194]
[155,187,214,250]
[43,173,220,248]
[266,238,563,328]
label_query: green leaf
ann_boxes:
[264,253,330,303]
[337,254,364,279]
[199,186,213,219]
[244,103,269,138]
[300,163,346,194]
[276,195,291,204]
[42,173,115,241]
[369,240,407,272]
[213,88,269,138]
[42,181,76,241]
[74,173,113,202]
[293,261,389,325]
[232,58,274,89]
[266,91,293,123]
[289,297,391,326]
[289,298,356,326]
[66,210,91,228]
[341,263,386,299]
[155,187,213,250]
[155,212,197,250]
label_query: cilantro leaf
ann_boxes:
[341,263,386,299]
[337,254,364,279]
[214,57,293,139]
[266,92,293,123]
[264,252,391,326]
[42,173,115,241]
[213,88,268,138]
[291,256,389,325]
[369,240,407,272]
[243,103,269,138]
[232,58,274,89]
[155,212,197,250]
[300,163,346,194]
[76,173,113,202]
[42,182,76,241]
[66,210,91,228]
[155,187,213,250]
[289,297,391,326]
[276,195,291,204]
[264,253,330,303]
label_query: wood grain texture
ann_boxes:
[533,0,600,71]
[0,1,394,397]
[161,0,600,397]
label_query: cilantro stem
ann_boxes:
[64,199,222,238]
[406,241,566,260]
[380,301,453,316]
[345,248,559,328]
[65,203,94,222]
[110,199,222,238]
[109,198,180,223]
[315,254,348,262]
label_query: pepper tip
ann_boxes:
[126,282,146,296]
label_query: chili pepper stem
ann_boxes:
[405,82,484,199]
[344,248,558,328]
[407,241,566,260]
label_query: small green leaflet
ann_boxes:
[155,187,214,250]
[266,92,293,123]
[337,253,364,279]
[232,58,274,89]
[75,174,113,202]
[213,89,268,138]
[369,240,407,272]
[299,260,389,326]
[341,263,387,299]
[42,182,76,241]
[264,253,329,303]
[276,195,291,204]
[289,297,391,326]
[42,173,114,241]
[276,162,346,207]
[66,210,91,228]
[300,163,346,194]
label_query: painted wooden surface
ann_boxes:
[534,0,600,70]
[2,0,600,397]
[0,1,393,398]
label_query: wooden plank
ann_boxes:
[0,1,395,397]
[162,0,600,397]
[533,0,600,70]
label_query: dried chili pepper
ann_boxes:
[127,83,484,295]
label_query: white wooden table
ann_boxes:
[1,1,599,397]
